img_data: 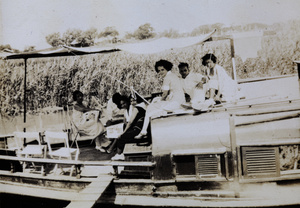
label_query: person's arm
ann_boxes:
[161,72,171,101]
[121,107,138,135]
[74,103,99,114]
[215,66,222,99]
[195,73,206,89]
[161,90,169,101]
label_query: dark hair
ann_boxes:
[201,53,217,66]
[112,93,122,104]
[73,90,83,101]
[178,62,189,69]
[116,95,130,109]
[154,59,173,73]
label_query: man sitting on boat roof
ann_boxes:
[178,62,206,104]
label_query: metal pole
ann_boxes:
[23,58,27,132]
[230,38,237,82]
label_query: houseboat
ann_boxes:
[0,31,300,208]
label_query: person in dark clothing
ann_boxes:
[111,95,147,160]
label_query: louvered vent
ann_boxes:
[195,155,220,177]
[242,147,280,178]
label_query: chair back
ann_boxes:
[12,131,41,150]
[44,131,70,154]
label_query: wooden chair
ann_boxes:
[44,131,79,176]
[13,131,46,173]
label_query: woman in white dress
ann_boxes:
[202,53,238,103]
[72,90,110,151]
[135,59,185,139]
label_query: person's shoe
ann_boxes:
[111,153,125,161]
[206,98,216,107]
[134,131,147,139]
[96,146,106,152]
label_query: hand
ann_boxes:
[195,82,203,89]
[202,76,209,83]
[215,94,221,101]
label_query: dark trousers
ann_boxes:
[116,127,148,152]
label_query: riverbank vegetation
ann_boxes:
[1,20,300,117]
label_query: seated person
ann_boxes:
[72,90,111,152]
[201,53,238,104]
[105,93,125,126]
[111,95,148,161]
[178,62,207,105]
[135,59,185,139]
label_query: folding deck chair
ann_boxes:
[44,131,79,176]
[13,131,46,173]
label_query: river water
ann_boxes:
[0,110,66,136]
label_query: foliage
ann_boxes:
[133,23,156,40]
[46,28,98,47]
[0,44,19,53]
[46,32,63,47]
[62,29,82,46]
[99,26,119,38]
[23,46,36,52]
[77,28,98,47]
[1,20,300,118]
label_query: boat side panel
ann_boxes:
[151,112,231,156]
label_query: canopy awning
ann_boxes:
[2,30,216,60]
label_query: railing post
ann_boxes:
[296,61,300,97]
[229,114,240,197]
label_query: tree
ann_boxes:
[0,44,12,51]
[159,28,181,38]
[77,28,97,47]
[62,29,82,46]
[133,23,156,40]
[23,46,36,52]
[99,26,119,38]
[46,32,63,47]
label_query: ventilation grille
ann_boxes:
[242,147,279,178]
[196,155,220,177]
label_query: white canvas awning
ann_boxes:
[2,30,216,59]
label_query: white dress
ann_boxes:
[72,108,105,137]
[206,64,238,102]
[146,71,185,118]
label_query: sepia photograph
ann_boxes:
[0,0,300,207]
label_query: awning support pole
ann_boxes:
[23,58,27,132]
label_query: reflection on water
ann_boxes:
[0,110,67,135]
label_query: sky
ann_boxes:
[1,0,300,50]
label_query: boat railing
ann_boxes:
[0,155,156,179]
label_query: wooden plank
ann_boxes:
[235,112,300,127]
[171,147,226,156]
[123,143,152,155]
[0,181,78,200]
[66,174,114,208]
[0,155,155,167]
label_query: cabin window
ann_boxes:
[172,152,227,179]
[241,145,300,179]
[173,155,195,176]
[279,145,300,172]
[195,155,222,178]
[241,146,280,178]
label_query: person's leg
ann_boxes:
[112,128,142,160]
[117,128,140,154]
